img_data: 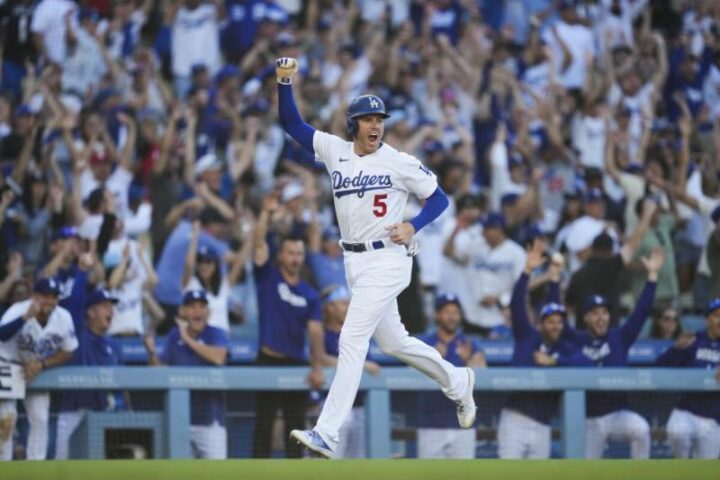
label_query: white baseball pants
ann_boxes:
[417,428,476,459]
[190,421,227,459]
[497,408,551,459]
[315,246,469,450]
[335,407,366,459]
[55,410,88,460]
[0,399,16,460]
[666,408,720,459]
[0,393,50,461]
[586,410,650,459]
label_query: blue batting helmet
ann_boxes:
[346,95,390,137]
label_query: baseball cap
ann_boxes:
[282,182,304,203]
[14,104,33,117]
[215,64,240,83]
[582,294,609,315]
[197,245,219,262]
[435,293,462,311]
[711,205,720,224]
[508,152,525,169]
[482,212,506,229]
[501,192,520,207]
[276,32,297,48]
[241,98,270,117]
[33,277,60,296]
[79,7,100,22]
[539,302,567,320]
[51,226,80,242]
[584,188,604,203]
[191,63,208,75]
[706,298,720,316]
[326,286,350,303]
[322,225,341,241]
[182,289,209,306]
[85,289,119,309]
[455,194,482,212]
[423,140,444,155]
[195,153,223,176]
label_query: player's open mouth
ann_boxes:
[368,134,379,143]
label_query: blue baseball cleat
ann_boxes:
[455,367,477,428]
[290,429,334,459]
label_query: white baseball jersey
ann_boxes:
[313,131,438,243]
[453,236,526,328]
[0,300,78,363]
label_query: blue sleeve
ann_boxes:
[618,281,657,346]
[656,343,695,367]
[510,273,533,340]
[308,292,322,322]
[547,279,561,304]
[0,317,24,341]
[208,327,230,349]
[160,330,176,364]
[278,83,316,153]
[409,186,449,233]
[71,270,89,331]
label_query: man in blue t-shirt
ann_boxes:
[562,247,664,459]
[55,289,124,459]
[416,293,485,459]
[145,289,230,459]
[251,194,325,458]
[657,297,720,459]
[40,227,97,326]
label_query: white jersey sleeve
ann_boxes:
[312,130,350,170]
[56,307,79,353]
[397,153,438,200]
[0,301,29,326]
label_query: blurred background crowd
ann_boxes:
[2,0,719,339]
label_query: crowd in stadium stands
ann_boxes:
[0,0,719,461]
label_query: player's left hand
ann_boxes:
[307,367,325,389]
[386,223,415,245]
[23,360,43,382]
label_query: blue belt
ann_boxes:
[340,240,386,253]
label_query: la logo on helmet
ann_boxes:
[369,97,379,108]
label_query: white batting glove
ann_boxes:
[276,57,299,85]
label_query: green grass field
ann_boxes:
[4,460,719,480]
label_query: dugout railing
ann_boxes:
[29,367,719,459]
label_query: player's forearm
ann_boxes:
[185,338,227,366]
[42,350,73,369]
[308,322,325,370]
[277,84,315,153]
[409,187,449,233]
[621,281,657,343]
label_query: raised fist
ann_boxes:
[276,57,299,85]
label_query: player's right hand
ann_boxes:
[276,57,299,84]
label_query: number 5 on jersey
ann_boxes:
[373,194,388,217]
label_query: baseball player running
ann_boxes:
[657,298,720,459]
[0,278,78,460]
[275,57,475,458]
